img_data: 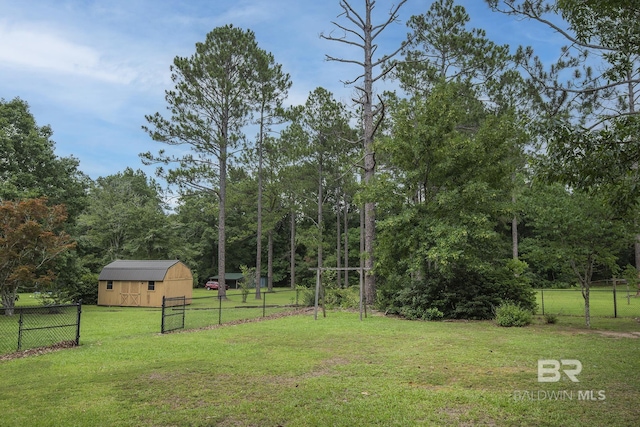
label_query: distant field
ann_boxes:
[535,288,640,318]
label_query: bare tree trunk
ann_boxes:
[344,201,349,287]
[268,229,274,292]
[337,193,342,288]
[321,0,408,305]
[360,204,365,277]
[572,258,593,328]
[584,285,590,328]
[290,209,296,289]
[361,2,376,305]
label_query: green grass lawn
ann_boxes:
[1,288,302,355]
[1,304,639,426]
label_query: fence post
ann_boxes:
[161,296,166,333]
[218,295,222,325]
[263,291,267,317]
[17,309,24,351]
[613,279,618,318]
[181,296,186,328]
[540,289,545,316]
[75,300,82,346]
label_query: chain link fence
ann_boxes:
[0,302,82,356]
[536,287,640,318]
[161,289,303,333]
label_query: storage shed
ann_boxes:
[98,260,193,307]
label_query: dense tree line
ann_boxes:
[2,1,638,326]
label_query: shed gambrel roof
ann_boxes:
[98,260,182,281]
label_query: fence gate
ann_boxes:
[161,296,186,333]
[0,302,82,355]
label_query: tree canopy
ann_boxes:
[0,98,88,217]
[0,198,75,314]
[4,3,639,326]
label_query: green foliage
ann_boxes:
[381,263,536,321]
[397,0,512,100]
[169,193,218,285]
[543,312,559,324]
[495,302,533,327]
[0,98,88,217]
[621,264,639,290]
[376,78,531,320]
[324,286,360,310]
[239,265,255,303]
[0,198,76,313]
[61,272,99,305]
[76,168,169,269]
[297,286,316,307]
[489,0,640,211]
[34,288,67,307]
[520,181,631,326]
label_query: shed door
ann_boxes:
[119,282,141,306]
[130,282,140,306]
[120,282,129,305]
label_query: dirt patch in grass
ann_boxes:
[0,340,78,362]
[179,307,314,334]
[592,330,640,339]
[438,405,497,427]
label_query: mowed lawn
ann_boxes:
[1,302,639,427]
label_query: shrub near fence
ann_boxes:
[161,289,302,333]
[0,302,82,356]
[536,288,640,318]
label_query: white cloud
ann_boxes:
[0,20,139,85]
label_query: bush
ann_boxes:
[423,307,444,320]
[495,302,533,327]
[378,264,537,321]
[400,306,444,321]
[544,313,558,324]
[239,265,255,303]
[324,286,360,309]
[63,272,99,304]
[298,286,315,307]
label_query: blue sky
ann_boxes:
[0,0,562,182]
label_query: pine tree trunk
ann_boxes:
[218,143,227,300]
[512,192,518,260]
[362,3,376,305]
[337,195,342,288]
[290,209,296,289]
[255,122,264,300]
[268,229,274,292]
[317,157,323,280]
[635,235,640,296]
[344,201,349,288]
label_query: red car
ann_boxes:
[204,281,229,290]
